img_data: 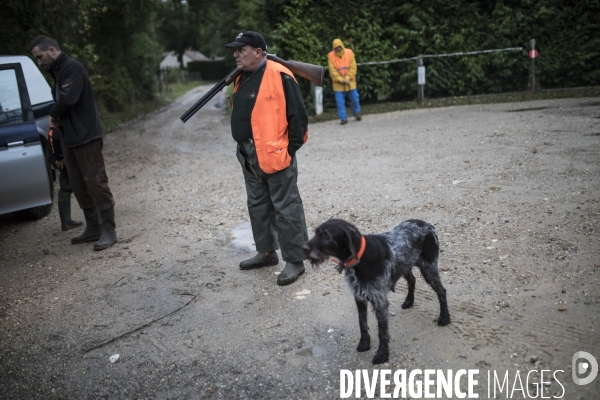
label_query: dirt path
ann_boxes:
[1,86,599,399]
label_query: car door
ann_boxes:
[0,62,52,215]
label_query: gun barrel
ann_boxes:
[179,78,226,123]
[179,68,242,123]
[180,56,324,123]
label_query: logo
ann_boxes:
[265,95,274,101]
[236,32,243,39]
[572,351,598,385]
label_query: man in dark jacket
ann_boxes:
[31,35,117,251]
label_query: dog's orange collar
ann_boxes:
[331,236,366,268]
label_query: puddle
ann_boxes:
[228,222,256,251]
[311,345,327,357]
[297,345,329,357]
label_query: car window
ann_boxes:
[0,56,53,106]
[0,69,24,126]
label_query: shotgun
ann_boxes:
[180,54,324,123]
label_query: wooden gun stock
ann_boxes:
[266,54,324,86]
[180,55,324,123]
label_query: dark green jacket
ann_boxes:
[231,62,308,157]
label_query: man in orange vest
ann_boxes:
[327,38,362,125]
[225,31,309,285]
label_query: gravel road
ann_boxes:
[1,86,599,399]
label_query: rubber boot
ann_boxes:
[94,207,117,251]
[239,251,279,270]
[277,261,305,285]
[71,207,102,244]
[58,196,83,231]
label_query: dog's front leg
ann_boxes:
[372,300,390,364]
[355,298,371,352]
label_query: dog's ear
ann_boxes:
[343,225,360,260]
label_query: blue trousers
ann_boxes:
[334,89,361,121]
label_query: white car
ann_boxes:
[0,55,55,219]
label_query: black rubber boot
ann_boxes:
[239,251,279,270]
[71,207,102,244]
[277,261,305,285]
[94,207,117,251]
[58,196,83,231]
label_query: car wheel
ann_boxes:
[14,142,55,220]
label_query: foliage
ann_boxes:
[0,0,160,113]
[156,0,201,66]
[268,0,600,104]
[187,0,273,59]
[89,0,161,111]
[1,0,598,120]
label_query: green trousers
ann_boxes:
[236,141,308,262]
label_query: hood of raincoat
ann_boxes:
[332,38,345,56]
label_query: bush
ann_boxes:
[269,0,600,103]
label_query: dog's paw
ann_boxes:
[401,299,414,309]
[437,314,451,326]
[372,351,389,365]
[356,339,371,352]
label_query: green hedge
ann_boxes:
[269,0,600,105]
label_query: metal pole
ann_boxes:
[418,58,425,104]
[530,39,536,93]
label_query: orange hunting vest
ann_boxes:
[234,60,308,174]
[328,49,354,79]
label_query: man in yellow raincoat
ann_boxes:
[327,38,362,125]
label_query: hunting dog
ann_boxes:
[302,219,450,364]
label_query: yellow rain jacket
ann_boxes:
[327,38,358,92]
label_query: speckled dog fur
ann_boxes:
[303,219,451,364]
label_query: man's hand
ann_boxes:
[51,116,62,127]
[55,160,64,170]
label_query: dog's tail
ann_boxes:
[421,230,439,264]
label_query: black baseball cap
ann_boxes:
[225,31,267,51]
